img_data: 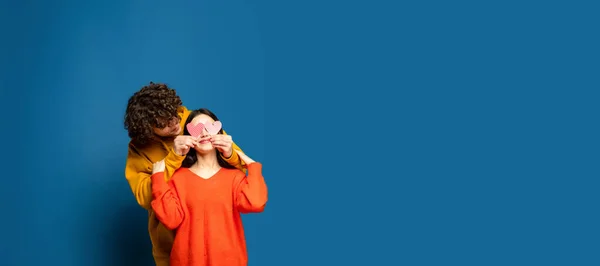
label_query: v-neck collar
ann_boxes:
[186,167,224,180]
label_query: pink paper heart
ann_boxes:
[186,122,205,138]
[205,121,222,135]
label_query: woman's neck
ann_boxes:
[191,150,221,170]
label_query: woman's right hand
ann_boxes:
[236,150,256,164]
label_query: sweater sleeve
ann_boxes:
[220,129,246,172]
[234,163,268,213]
[124,146,154,210]
[151,172,186,230]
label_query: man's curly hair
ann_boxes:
[124,82,182,145]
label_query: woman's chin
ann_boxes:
[194,144,215,154]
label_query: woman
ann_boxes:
[150,108,268,266]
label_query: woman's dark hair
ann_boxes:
[181,108,237,169]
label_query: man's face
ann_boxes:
[153,116,181,137]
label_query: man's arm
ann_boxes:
[124,147,154,210]
[125,145,186,210]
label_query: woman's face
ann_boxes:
[189,114,216,152]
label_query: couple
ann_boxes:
[123,82,268,266]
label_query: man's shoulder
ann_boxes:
[128,137,162,149]
[178,105,191,121]
[127,139,164,157]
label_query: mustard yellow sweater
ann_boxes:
[124,106,245,266]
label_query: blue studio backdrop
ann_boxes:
[2,0,599,266]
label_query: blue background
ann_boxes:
[1,0,599,265]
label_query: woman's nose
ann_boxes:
[200,128,209,137]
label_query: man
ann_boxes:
[124,82,245,266]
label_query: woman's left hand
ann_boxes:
[211,134,233,158]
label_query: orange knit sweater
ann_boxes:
[151,163,267,266]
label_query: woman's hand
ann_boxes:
[211,134,234,158]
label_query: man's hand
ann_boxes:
[152,159,166,174]
[236,150,255,164]
[174,135,199,156]
[210,134,234,158]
